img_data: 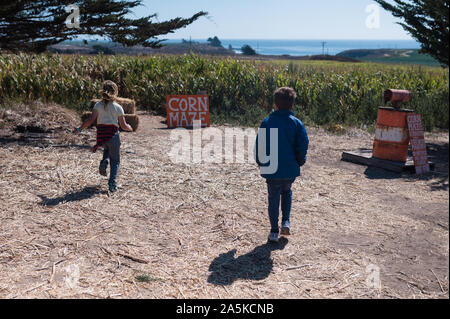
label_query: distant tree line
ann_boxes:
[206,36,257,55]
[207,36,222,47]
[241,44,256,56]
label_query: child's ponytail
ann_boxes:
[100,80,119,109]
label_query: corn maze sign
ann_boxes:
[407,114,430,174]
[166,95,210,128]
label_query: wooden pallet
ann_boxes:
[341,149,434,173]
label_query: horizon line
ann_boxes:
[163,37,417,41]
[70,37,417,42]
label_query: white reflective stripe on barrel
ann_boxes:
[375,126,409,143]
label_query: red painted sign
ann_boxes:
[166,95,210,128]
[407,114,430,174]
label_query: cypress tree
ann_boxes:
[0,0,207,53]
[375,0,449,67]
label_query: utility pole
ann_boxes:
[321,41,326,55]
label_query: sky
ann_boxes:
[134,0,413,40]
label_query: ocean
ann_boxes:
[166,39,421,56]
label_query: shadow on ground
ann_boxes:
[38,186,104,206]
[50,144,93,150]
[363,142,449,191]
[0,133,92,150]
[207,237,288,286]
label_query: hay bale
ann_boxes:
[124,114,139,132]
[92,97,136,114]
[115,97,136,115]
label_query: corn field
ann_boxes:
[0,53,448,130]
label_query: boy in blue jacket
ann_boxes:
[255,87,309,243]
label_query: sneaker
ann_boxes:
[281,221,291,235]
[268,232,279,243]
[99,160,108,176]
[108,182,117,192]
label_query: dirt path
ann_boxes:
[0,110,448,299]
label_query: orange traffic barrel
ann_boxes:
[372,106,414,163]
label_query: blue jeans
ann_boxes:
[101,132,120,186]
[266,178,295,233]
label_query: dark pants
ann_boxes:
[101,132,120,186]
[266,178,295,233]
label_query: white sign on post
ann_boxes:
[407,114,430,174]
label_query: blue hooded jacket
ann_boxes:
[255,110,309,179]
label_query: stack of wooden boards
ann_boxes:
[81,97,139,131]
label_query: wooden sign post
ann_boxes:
[406,114,430,174]
[166,95,210,128]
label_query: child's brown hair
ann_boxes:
[273,87,297,110]
[101,80,118,107]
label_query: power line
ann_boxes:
[321,41,327,55]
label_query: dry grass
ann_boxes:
[0,103,448,299]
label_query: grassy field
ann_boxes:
[0,53,448,130]
[337,49,441,67]
[360,51,440,66]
